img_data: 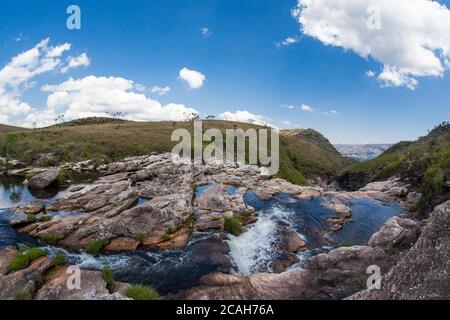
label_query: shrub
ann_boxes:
[53,251,66,265]
[57,169,72,185]
[102,267,114,286]
[134,233,145,242]
[8,248,47,272]
[86,239,109,255]
[125,285,160,300]
[224,217,244,236]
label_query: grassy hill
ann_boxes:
[0,118,352,185]
[0,123,28,135]
[338,123,450,212]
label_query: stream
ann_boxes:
[0,177,402,294]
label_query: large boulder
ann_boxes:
[35,267,128,300]
[349,201,450,300]
[368,216,420,253]
[28,168,60,189]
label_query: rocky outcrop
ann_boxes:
[35,266,128,300]
[175,245,393,300]
[349,201,450,300]
[368,216,420,254]
[175,200,448,300]
[28,168,60,190]
[255,179,323,201]
[0,246,129,300]
[11,154,271,252]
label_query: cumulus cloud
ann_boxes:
[275,36,299,48]
[151,86,171,96]
[179,67,206,89]
[292,0,450,89]
[24,75,198,127]
[218,110,273,127]
[0,40,200,127]
[61,52,91,73]
[201,28,212,38]
[301,104,314,112]
[0,38,72,124]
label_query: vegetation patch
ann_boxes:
[41,233,64,245]
[102,267,115,286]
[134,233,145,242]
[125,284,160,300]
[224,216,244,236]
[8,248,47,272]
[57,169,72,185]
[53,251,66,266]
[86,239,109,255]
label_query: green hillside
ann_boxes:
[339,122,450,211]
[0,118,352,186]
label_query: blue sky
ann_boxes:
[0,0,449,143]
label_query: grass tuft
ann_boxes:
[224,216,244,236]
[86,239,109,255]
[8,248,47,272]
[53,251,66,266]
[125,284,160,300]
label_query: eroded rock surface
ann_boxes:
[349,201,450,300]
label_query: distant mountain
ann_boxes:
[334,144,393,161]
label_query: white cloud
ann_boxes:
[61,52,91,73]
[0,40,199,128]
[366,70,375,77]
[151,86,171,96]
[201,28,212,38]
[330,110,339,115]
[179,67,206,89]
[0,38,72,124]
[219,110,273,127]
[287,105,294,109]
[301,104,314,112]
[275,36,299,48]
[293,0,450,89]
[24,75,198,127]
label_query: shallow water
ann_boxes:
[0,178,402,293]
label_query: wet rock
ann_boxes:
[255,179,322,201]
[28,168,60,190]
[278,227,306,253]
[157,227,192,250]
[105,237,141,252]
[35,266,129,300]
[16,201,46,215]
[68,185,85,193]
[190,238,233,273]
[349,201,450,300]
[368,216,420,253]
[0,247,54,300]
[194,212,225,231]
[268,253,299,274]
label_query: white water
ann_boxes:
[227,205,301,275]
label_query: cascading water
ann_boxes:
[227,205,303,275]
